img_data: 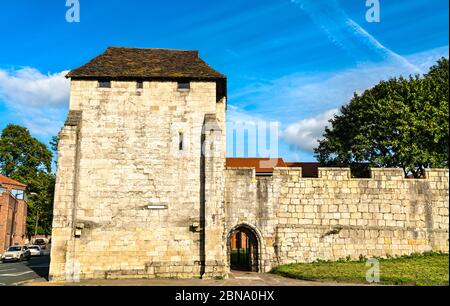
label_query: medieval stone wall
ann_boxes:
[224,167,449,271]
[50,80,448,281]
[50,80,226,280]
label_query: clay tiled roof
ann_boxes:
[66,47,226,80]
[226,158,287,174]
[0,175,27,188]
[226,158,321,176]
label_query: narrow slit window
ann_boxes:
[178,81,190,91]
[179,132,184,151]
[137,81,143,89]
[99,81,111,88]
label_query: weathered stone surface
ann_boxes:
[224,167,448,269]
[50,79,227,281]
[50,79,449,281]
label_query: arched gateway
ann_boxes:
[227,224,261,272]
[48,46,449,282]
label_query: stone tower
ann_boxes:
[49,47,228,280]
[49,47,449,282]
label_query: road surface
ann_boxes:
[0,252,50,286]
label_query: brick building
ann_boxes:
[0,175,28,253]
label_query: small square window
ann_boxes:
[178,81,190,91]
[99,81,111,88]
[137,81,143,89]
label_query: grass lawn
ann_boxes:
[271,252,449,286]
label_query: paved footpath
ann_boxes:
[23,271,370,286]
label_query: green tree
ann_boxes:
[315,58,449,178]
[50,135,59,169]
[0,124,55,235]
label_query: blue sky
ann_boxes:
[0,0,448,161]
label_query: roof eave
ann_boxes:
[67,75,226,81]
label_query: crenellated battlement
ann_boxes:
[229,166,449,181]
[51,47,448,281]
[225,166,449,268]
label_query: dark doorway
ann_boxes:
[228,226,259,272]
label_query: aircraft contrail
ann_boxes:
[291,0,421,73]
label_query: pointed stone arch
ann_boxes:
[226,223,264,272]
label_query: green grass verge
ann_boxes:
[271,252,449,286]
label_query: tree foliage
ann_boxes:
[0,124,55,235]
[315,58,449,178]
[50,135,59,168]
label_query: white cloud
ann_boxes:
[276,46,449,155]
[406,45,450,72]
[0,67,70,108]
[281,108,338,153]
[231,46,448,156]
[0,67,70,139]
[227,105,268,125]
[22,117,65,138]
[230,46,449,122]
[226,105,281,158]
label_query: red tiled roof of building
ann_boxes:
[226,158,321,176]
[0,174,27,188]
[226,158,287,174]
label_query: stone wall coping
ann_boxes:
[317,167,351,170]
[226,166,448,180]
[226,166,448,172]
[225,167,255,170]
[277,224,449,233]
